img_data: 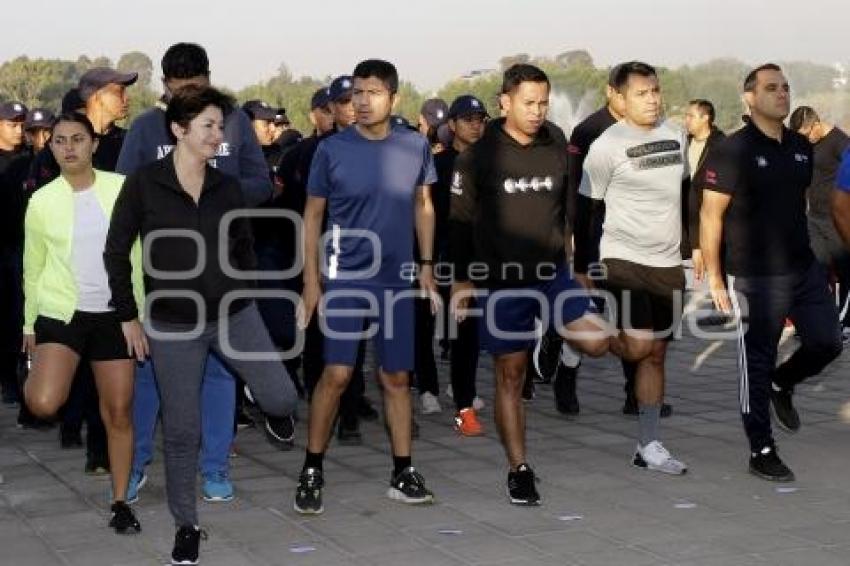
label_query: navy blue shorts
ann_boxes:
[478,270,593,355]
[320,285,415,373]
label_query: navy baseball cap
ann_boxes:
[0,101,27,121]
[311,87,331,110]
[437,122,454,147]
[242,100,277,121]
[78,67,138,101]
[448,95,488,119]
[328,75,353,103]
[25,108,55,129]
[420,98,448,128]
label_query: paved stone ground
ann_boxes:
[2,316,849,565]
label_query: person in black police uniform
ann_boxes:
[24,108,55,154]
[414,95,488,434]
[276,79,378,444]
[701,63,843,482]
[1,101,31,408]
[244,99,285,171]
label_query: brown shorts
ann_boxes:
[598,259,685,337]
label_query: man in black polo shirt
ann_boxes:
[701,64,843,482]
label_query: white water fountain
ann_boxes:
[548,89,600,137]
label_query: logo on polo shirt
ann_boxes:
[756,156,768,168]
[450,172,463,195]
[503,176,554,194]
[794,153,809,163]
[705,169,718,184]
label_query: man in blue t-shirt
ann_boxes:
[294,59,438,515]
[836,149,850,250]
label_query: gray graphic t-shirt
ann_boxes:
[578,120,687,267]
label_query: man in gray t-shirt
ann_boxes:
[578,62,688,476]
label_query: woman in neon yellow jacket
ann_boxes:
[22,113,145,535]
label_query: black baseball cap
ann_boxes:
[420,98,449,128]
[78,67,138,101]
[0,101,27,121]
[328,76,353,103]
[448,95,488,119]
[242,100,277,121]
[25,108,55,130]
[61,88,85,114]
[274,108,290,126]
[311,87,331,110]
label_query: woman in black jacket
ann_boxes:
[104,85,297,566]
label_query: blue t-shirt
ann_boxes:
[308,126,437,287]
[838,148,850,193]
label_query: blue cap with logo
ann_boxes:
[448,95,488,119]
[328,75,353,103]
[0,101,28,121]
[25,108,56,129]
[420,98,449,128]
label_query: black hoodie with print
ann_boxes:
[449,118,570,289]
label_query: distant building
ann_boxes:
[461,68,498,81]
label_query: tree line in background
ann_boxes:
[1,49,848,135]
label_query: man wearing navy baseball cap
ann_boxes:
[418,98,449,152]
[328,75,356,129]
[78,67,137,171]
[243,99,282,168]
[415,94,488,432]
[25,108,55,153]
[0,100,30,408]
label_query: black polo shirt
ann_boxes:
[703,122,814,277]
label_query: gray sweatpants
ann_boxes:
[147,303,298,526]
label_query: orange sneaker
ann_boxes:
[454,408,483,436]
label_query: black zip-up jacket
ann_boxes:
[687,126,726,252]
[449,118,569,288]
[104,152,256,324]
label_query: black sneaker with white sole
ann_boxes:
[294,467,324,514]
[109,501,141,534]
[507,464,540,506]
[749,445,795,482]
[387,466,434,504]
[769,386,800,433]
[264,415,295,449]
[171,525,206,565]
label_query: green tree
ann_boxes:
[117,51,154,88]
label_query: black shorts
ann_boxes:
[599,259,685,336]
[34,311,131,361]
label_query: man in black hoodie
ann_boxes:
[450,64,608,506]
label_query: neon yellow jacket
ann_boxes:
[23,170,144,334]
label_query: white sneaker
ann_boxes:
[420,392,442,415]
[472,396,485,411]
[633,441,688,475]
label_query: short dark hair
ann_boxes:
[611,61,657,92]
[165,85,233,143]
[789,106,819,132]
[50,112,96,139]
[501,64,549,94]
[689,99,716,126]
[352,59,399,94]
[743,63,782,92]
[162,43,210,80]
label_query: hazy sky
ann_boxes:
[1,0,847,92]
